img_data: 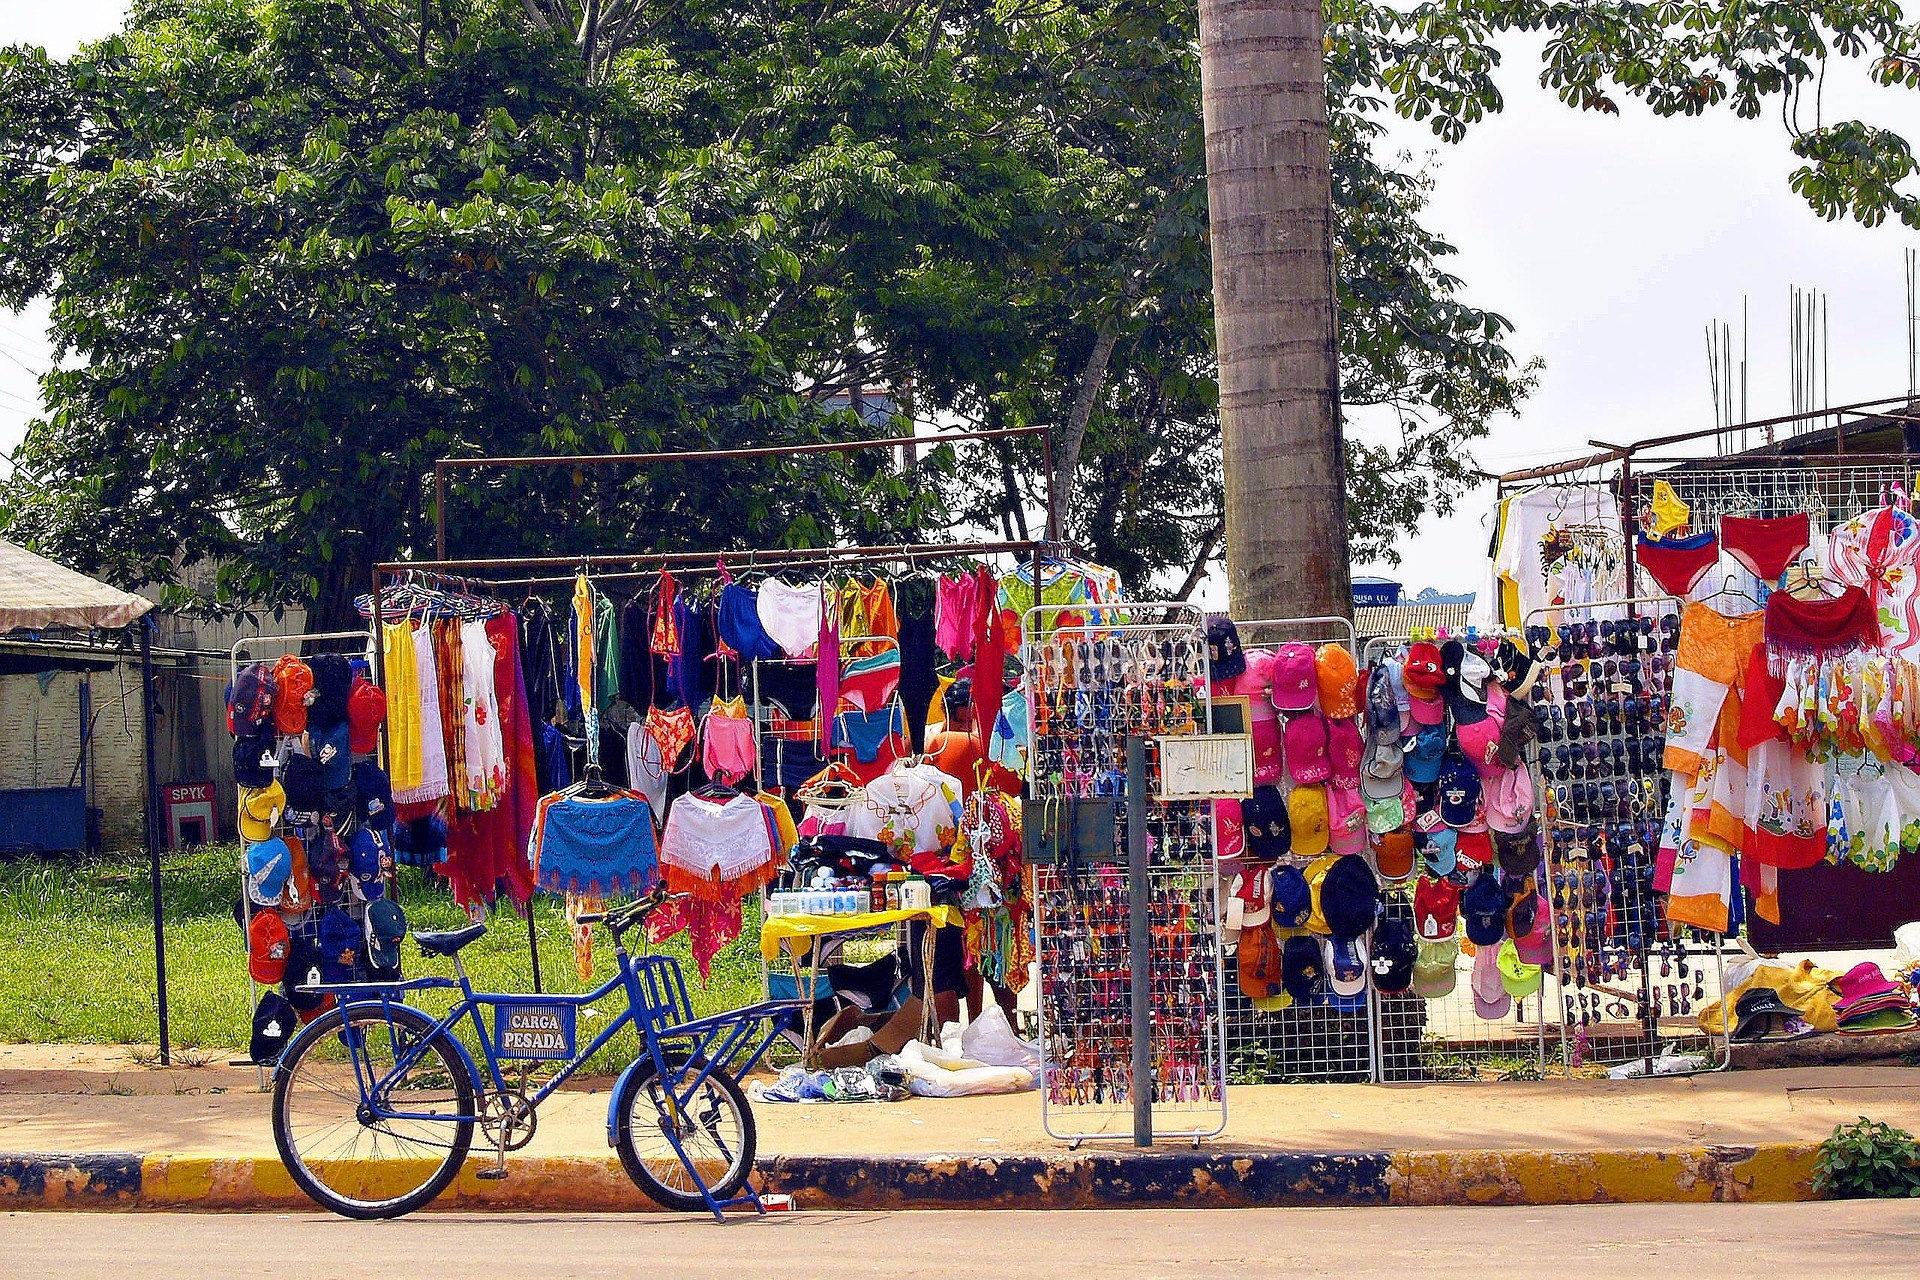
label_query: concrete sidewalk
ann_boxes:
[3,1044,1916,1209]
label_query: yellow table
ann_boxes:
[760,905,964,1064]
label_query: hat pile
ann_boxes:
[1832,963,1917,1035]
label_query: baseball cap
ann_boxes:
[278,834,314,913]
[312,720,352,790]
[353,760,394,832]
[1369,916,1417,993]
[1472,939,1514,1019]
[1269,643,1319,712]
[1238,921,1284,998]
[317,905,361,982]
[1234,867,1271,928]
[1366,663,1401,738]
[248,908,290,983]
[237,781,285,842]
[348,826,387,900]
[1505,876,1541,942]
[1412,936,1459,999]
[1361,734,1404,799]
[1285,713,1332,785]
[1452,649,1492,710]
[1251,717,1284,785]
[282,934,328,1011]
[1483,763,1535,834]
[1495,821,1543,877]
[232,731,278,789]
[307,824,347,907]
[1242,785,1291,859]
[1270,864,1313,928]
[1413,875,1460,942]
[1327,719,1364,790]
[1437,754,1482,827]
[228,662,277,734]
[1281,935,1325,1002]
[1205,615,1248,681]
[1363,788,1407,835]
[366,898,407,973]
[347,677,387,755]
[281,751,325,814]
[1216,798,1246,859]
[1316,645,1359,718]
[1327,786,1367,855]
[250,990,298,1065]
[271,655,314,735]
[1413,810,1458,877]
[1288,784,1330,857]
[1324,934,1369,997]
[245,837,291,906]
[1321,853,1380,939]
[308,654,353,729]
[1402,726,1448,784]
[1372,828,1416,882]
[1460,869,1508,946]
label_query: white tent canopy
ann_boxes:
[0,537,154,633]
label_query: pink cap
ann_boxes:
[1269,643,1319,712]
[1251,717,1284,785]
[1833,961,1902,1007]
[1215,798,1245,859]
[1327,786,1366,855]
[1471,941,1513,1019]
[1285,713,1332,784]
[1406,694,1445,727]
[1328,719,1364,790]
[1514,893,1553,966]
[1483,764,1535,835]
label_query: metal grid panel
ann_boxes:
[1524,596,1731,1075]
[1630,461,1918,541]
[1360,633,1551,1082]
[1224,618,1381,1085]
[1025,608,1228,1141]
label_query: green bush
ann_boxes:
[1813,1118,1920,1199]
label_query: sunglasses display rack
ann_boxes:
[1526,597,1731,1076]
[1023,608,1228,1143]
[1360,632,1551,1083]
[1224,620,1379,1085]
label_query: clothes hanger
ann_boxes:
[1701,574,1761,610]
[1783,557,1842,601]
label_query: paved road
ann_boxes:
[5,1203,1916,1277]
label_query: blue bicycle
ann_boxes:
[270,887,803,1220]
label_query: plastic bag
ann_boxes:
[957,1003,1042,1073]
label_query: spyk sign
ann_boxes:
[493,1002,577,1061]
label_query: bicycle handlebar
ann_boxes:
[575,888,691,933]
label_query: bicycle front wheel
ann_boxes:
[272,1002,475,1219]
[613,1053,757,1212]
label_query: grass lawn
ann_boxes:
[0,844,767,1069]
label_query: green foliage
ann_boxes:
[1,0,1912,608]
[0,845,762,1065]
[1814,1118,1920,1198]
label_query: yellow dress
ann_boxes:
[381,620,424,790]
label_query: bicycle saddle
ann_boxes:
[411,923,488,957]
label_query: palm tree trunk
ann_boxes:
[1197,0,1350,619]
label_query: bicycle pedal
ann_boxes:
[474,1168,510,1181]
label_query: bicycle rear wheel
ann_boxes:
[273,1002,475,1219]
[613,1053,757,1212]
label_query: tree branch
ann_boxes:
[1172,521,1223,602]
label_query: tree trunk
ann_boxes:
[1197,0,1350,620]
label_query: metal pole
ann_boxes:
[1126,734,1152,1147]
[434,462,447,561]
[527,903,544,994]
[1619,457,1637,599]
[141,620,171,1066]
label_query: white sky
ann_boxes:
[3,7,1918,598]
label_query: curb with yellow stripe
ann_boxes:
[0,1143,1823,1211]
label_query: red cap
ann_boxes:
[1413,876,1460,941]
[1403,642,1445,697]
[347,678,387,755]
[248,909,290,983]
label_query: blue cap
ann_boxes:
[1402,726,1448,784]
[317,906,360,981]
[1270,864,1313,928]
[245,838,290,905]
[1438,753,1483,827]
[348,827,386,900]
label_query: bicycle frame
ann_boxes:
[303,943,797,1132]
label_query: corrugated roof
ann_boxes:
[1354,603,1472,641]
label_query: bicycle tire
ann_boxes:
[273,1002,475,1219]
[612,1053,757,1212]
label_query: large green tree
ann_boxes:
[2,0,1913,618]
